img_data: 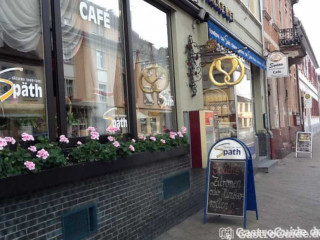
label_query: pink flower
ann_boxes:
[90,131,100,140]
[181,126,187,134]
[36,149,49,160]
[108,136,115,142]
[28,146,37,152]
[106,126,120,133]
[21,133,34,142]
[139,135,146,141]
[150,136,156,141]
[4,137,12,143]
[77,141,82,145]
[113,141,120,148]
[160,139,166,144]
[177,131,183,138]
[129,145,135,152]
[87,126,96,131]
[170,131,177,136]
[0,138,7,149]
[169,134,176,140]
[59,135,69,143]
[10,138,16,145]
[132,139,136,143]
[24,161,35,171]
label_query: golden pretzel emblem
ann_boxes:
[0,67,23,102]
[139,65,169,93]
[209,56,245,87]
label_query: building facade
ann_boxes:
[262,0,304,159]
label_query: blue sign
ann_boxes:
[203,137,258,228]
[208,21,266,70]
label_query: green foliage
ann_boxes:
[0,128,189,179]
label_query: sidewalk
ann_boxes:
[156,135,320,240]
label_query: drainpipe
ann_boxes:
[259,0,274,159]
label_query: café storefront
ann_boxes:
[0,1,202,240]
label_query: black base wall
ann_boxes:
[0,154,206,240]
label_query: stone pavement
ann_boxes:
[156,134,320,240]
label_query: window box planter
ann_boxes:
[0,145,189,199]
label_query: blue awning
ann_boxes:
[208,21,266,70]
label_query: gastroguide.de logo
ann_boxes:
[219,227,234,240]
[219,227,320,239]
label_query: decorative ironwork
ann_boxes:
[279,27,302,47]
[186,35,219,97]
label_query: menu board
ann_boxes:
[207,160,246,216]
[296,132,312,153]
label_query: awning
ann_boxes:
[208,21,266,70]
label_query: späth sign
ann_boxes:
[267,52,289,78]
[204,138,258,228]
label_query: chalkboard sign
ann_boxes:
[296,132,312,158]
[204,138,258,228]
[207,160,246,216]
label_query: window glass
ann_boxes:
[61,0,127,137]
[0,1,47,138]
[130,0,175,135]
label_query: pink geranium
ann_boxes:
[129,145,135,152]
[77,141,82,145]
[36,149,49,160]
[138,136,146,141]
[108,136,115,142]
[24,161,35,171]
[177,131,183,138]
[181,126,187,134]
[160,139,166,144]
[0,138,7,150]
[59,135,69,143]
[28,146,37,152]
[4,137,15,144]
[21,133,34,142]
[132,139,136,143]
[170,131,177,136]
[90,131,99,140]
[87,126,96,131]
[150,136,156,142]
[113,141,120,148]
[106,126,120,133]
[169,134,176,140]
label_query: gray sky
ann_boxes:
[294,0,320,69]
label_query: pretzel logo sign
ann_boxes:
[209,56,245,87]
[139,65,169,94]
[0,68,23,102]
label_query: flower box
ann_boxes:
[0,145,189,199]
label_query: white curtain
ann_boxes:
[61,0,83,60]
[0,0,41,52]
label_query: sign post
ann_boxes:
[203,138,258,228]
[304,94,312,132]
[266,52,289,78]
[296,132,312,159]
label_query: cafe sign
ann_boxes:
[267,52,289,78]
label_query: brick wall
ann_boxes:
[0,155,206,240]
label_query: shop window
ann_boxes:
[60,0,127,137]
[0,1,48,138]
[130,0,175,135]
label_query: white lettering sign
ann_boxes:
[80,1,110,28]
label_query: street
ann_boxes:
[156,134,320,240]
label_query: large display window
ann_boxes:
[203,57,255,151]
[60,0,127,137]
[130,0,175,135]
[0,1,48,138]
[0,0,177,142]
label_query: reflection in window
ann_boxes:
[131,0,175,135]
[61,0,127,137]
[0,1,47,138]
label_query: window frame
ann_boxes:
[49,0,176,144]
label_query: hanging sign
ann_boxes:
[304,93,312,109]
[203,138,258,228]
[296,132,312,158]
[266,52,289,78]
